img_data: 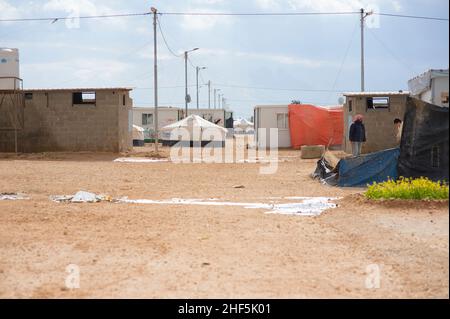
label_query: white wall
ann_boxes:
[254,105,291,148]
[432,76,449,107]
[133,107,180,132]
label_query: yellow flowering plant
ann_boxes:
[365,177,449,200]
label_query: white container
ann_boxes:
[0,48,21,90]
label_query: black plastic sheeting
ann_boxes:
[312,157,339,186]
[398,98,449,182]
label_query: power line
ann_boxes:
[374,12,449,21]
[160,11,361,16]
[327,20,359,103]
[367,28,415,73]
[0,12,150,23]
[1,11,447,23]
[157,16,184,58]
[211,83,346,93]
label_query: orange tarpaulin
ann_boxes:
[288,104,343,148]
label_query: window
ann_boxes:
[348,100,353,112]
[73,92,96,105]
[441,92,449,105]
[142,113,153,126]
[367,97,390,111]
[123,95,126,106]
[431,145,440,168]
[24,93,33,100]
[277,113,288,129]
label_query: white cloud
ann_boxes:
[0,0,20,20]
[22,58,131,87]
[255,0,403,13]
[180,8,233,30]
[198,48,331,68]
[254,0,282,10]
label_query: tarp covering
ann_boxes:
[288,104,343,148]
[337,148,400,187]
[398,98,449,182]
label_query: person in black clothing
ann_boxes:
[349,114,366,156]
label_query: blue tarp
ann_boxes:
[337,148,400,187]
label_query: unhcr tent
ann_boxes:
[160,115,227,147]
[288,104,343,148]
[132,125,145,147]
[398,98,449,181]
[313,148,400,187]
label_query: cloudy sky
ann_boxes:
[0,0,448,118]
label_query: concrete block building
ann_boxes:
[343,91,410,154]
[0,87,133,153]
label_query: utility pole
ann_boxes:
[360,8,365,92]
[196,66,206,109]
[208,80,211,109]
[214,88,220,109]
[360,8,372,92]
[184,51,188,117]
[151,7,159,152]
[184,48,199,117]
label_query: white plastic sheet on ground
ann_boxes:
[50,191,112,203]
[114,158,169,163]
[118,197,340,216]
[0,193,29,201]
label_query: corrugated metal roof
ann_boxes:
[23,87,133,92]
[343,91,410,97]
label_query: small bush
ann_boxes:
[365,177,449,200]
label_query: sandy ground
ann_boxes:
[0,145,448,299]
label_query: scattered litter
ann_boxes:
[233,185,246,189]
[237,157,281,164]
[114,158,169,163]
[0,193,29,201]
[117,197,339,216]
[50,191,112,203]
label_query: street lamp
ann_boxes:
[196,66,207,109]
[184,48,199,117]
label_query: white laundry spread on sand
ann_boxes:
[118,197,340,216]
[114,158,169,163]
[50,191,112,203]
[0,193,29,201]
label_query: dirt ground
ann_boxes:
[0,145,448,299]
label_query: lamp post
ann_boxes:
[184,48,199,117]
[196,66,206,109]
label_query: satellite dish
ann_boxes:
[338,97,345,105]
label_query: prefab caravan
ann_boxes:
[133,107,180,140]
[254,105,291,148]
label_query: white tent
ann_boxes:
[132,125,145,140]
[234,118,254,135]
[234,118,254,130]
[160,115,227,147]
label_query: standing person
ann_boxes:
[349,114,366,156]
[394,118,403,144]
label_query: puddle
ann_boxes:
[0,193,29,201]
[114,158,169,163]
[118,197,339,216]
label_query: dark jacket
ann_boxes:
[349,121,366,142]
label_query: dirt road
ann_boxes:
[0,148,448,298]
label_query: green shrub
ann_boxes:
[365,177,449,200]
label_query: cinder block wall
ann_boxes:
[0,89,132,153]
[343,95,408,154]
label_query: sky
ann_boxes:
[0,0,448,119]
